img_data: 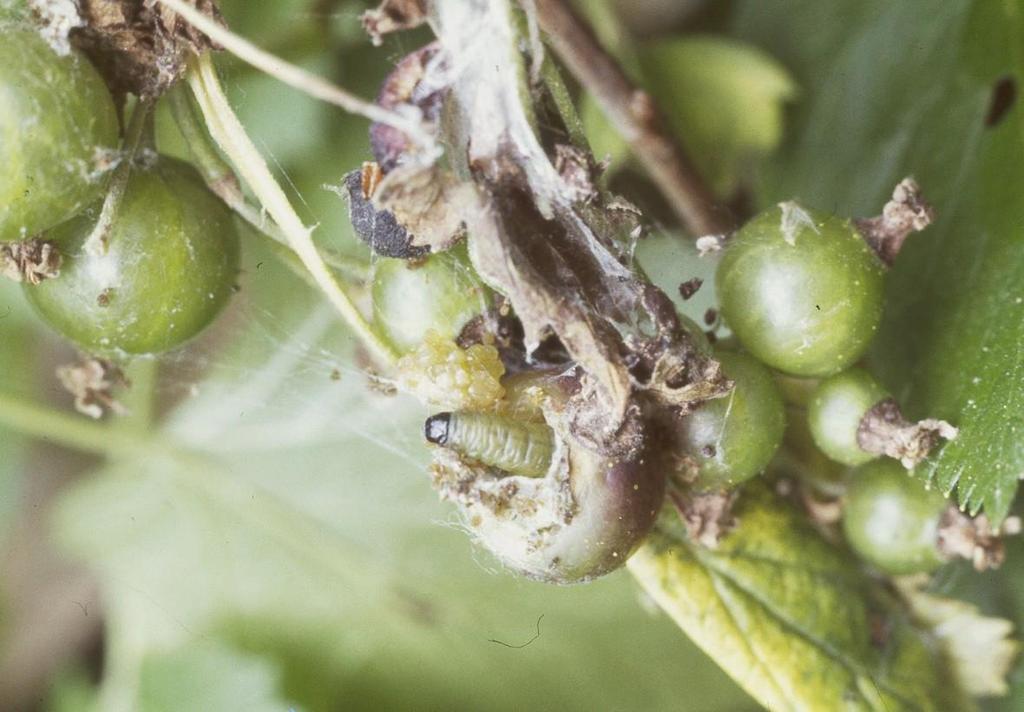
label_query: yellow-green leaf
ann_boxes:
[628,484,972,711]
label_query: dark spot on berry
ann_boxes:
[815,304,821,310]
[96,288,113,307]
[344,169,427,259]
[986,76,1017,128]
[678,277,703,300]
[701,444,716,458]
[703,308,718,326]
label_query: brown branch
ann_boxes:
[530,0,732,236]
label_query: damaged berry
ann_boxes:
[372,245,490,353]
[428,372,665,583]
[0,26,119,243]
[716,203,885,377]
[25,157,240,356]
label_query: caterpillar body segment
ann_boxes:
[424,411,555,478]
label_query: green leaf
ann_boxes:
[0,280,40,551]
[628,484,971,711]
[138,643,301,712]
[734,0,1024,522]
[992,535,1024,710]
[47,666,100,712]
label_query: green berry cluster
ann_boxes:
[693,198,960,575]
[3,25,240,359]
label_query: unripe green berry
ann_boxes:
[808,368,890,467]
[842,459,948,575]
[680,350,786,490]
[716,203,885,377]
[1,27,119,242]
[26,158,240,356]
[372,245,490,353]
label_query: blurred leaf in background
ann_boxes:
[2,0,1023,709]
[582,35,796,198]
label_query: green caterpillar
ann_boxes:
[424,411,555,478]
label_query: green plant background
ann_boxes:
[2,0,1023,710]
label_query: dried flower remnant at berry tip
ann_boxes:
[71,0,225,97]
[670,489,737,548]
[854,177,935,265]
[57,356,128,419]
[938,508,1022,572]
[361,0,427,47]
[857,398,958,468]
[0,239,61,285]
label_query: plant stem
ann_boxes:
[167,82,289,246]
[155,0,434,152]
[186,54,398,366]
[167,83,371,284]
[530,0,732,236]
[539,53,589,150]
[0,392,145,457]
[118,358,159,435]
[83,97,155,256]
[167,83,242,196]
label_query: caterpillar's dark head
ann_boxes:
[424,412,452,445]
